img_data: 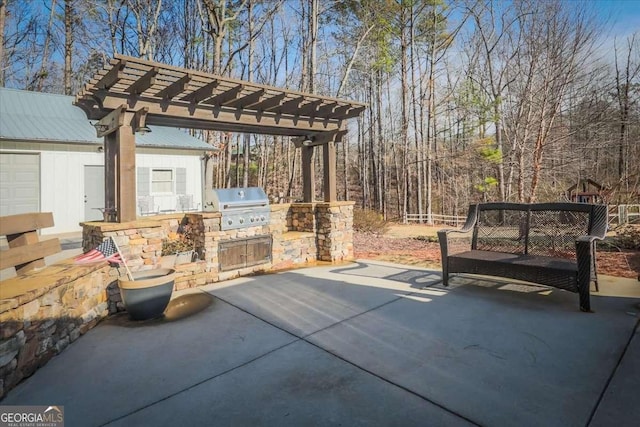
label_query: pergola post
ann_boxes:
[100,108,137,222]
[323,139,338,202]
[104,133,117,220]
[116,114,137,222]
[302,146,315,202]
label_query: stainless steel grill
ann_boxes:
[204,187,270,230]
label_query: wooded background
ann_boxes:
[1,0,638,221]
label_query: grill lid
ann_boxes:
[204,187,269,212]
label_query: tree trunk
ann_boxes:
[64,0,74,95]
[0,0,6,86]
[400,5,409,223]
[242,0,254,187]
[409,5,423,223]
[36,0,57,91]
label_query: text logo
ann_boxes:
[0,405,64,427]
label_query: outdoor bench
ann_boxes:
[0,212,61,275]
[437,202,608,312]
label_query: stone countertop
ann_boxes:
[0,259,109,311]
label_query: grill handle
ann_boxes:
[222,201,268,209]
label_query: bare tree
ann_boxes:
[467,0,522,201]
[614,33,640,189]
[0,0,6,86]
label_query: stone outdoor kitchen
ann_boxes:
[0,55,364,397]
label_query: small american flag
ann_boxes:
[74,237,123,264]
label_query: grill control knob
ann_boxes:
[250,217,255,222]
[228,219,233,225]
[260,216,265,221]
[239,218,244,224]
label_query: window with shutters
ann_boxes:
[151,169,174,194]
[137,167,187,197]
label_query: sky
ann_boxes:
[593,0,640,39]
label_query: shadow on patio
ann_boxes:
[2,260,639,427]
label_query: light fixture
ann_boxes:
[135,125,152,135]
[133,107,150,135]
[302,138,313,146]
[97,146,104,152]
[93,123,109,134]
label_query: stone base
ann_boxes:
[0,260,111,398]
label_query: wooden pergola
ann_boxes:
[75,54,366,222]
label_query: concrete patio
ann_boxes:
[2,260,639,427]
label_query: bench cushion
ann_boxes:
[448,250,578,292]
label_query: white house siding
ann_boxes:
[1,142,203,235]
[136,149,204,213]
[0,152,40,216]
[36,144,102,234]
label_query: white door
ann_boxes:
[84,165,104,221]
[0,153,40,216]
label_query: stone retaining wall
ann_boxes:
[0,262,111,398]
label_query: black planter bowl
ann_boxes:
[118,269,176,320]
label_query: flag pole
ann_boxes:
[110,237,134,281]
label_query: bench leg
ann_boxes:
[578,280,592,313]
[442,272,449,287]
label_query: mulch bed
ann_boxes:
[353,232,640,280]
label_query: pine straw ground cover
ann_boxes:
[353,231,640,280]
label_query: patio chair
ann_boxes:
[177,194,199,212]
[138,195,158,216]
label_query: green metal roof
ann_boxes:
[0,88,213,151]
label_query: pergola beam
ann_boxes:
[96,59,127,90]
[94,104,127,137]
[316,102,338,116]
[181,80,219,104]
[156,74,192,100]
[253,93,286,112]
[204,85,244,107]
[297,99,322,117]
[94,93,342,135]
[273,96,304,115]
[125,66,158,95]
[225,89,265,109]
[334,105,367,120]
[332,105,351,116]
[76,55,367,221]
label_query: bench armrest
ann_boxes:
[575,202,608,259]
[575,234,605,292]
[576,235,605,245]
[438,205,478,259]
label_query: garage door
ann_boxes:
[0,153,40,216]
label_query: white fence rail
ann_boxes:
[406,204,640,228]
[404,213,467,227]
[609,204,640,226]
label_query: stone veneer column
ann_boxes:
[289,203,317,232]
[314,201,354,262]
